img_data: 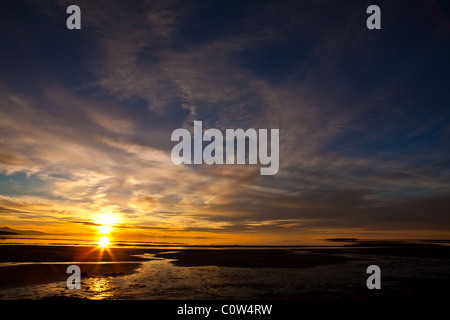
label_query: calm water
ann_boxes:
[3,234,446,247]
[0,234,352,248]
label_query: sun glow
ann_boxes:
[96,213,120,226]
[94,214,120,249]
[95,213,121,236]
[98,225,112,234]
[99,236,110,247]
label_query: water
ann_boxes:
[0,234,348,247]
[1,235,449,300]
[1,252,449,300]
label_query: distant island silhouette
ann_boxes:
[0,230,18,235]
[0,227,45,235]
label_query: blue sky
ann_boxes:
[0,0,449,243]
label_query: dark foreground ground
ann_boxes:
[0,242,449,301]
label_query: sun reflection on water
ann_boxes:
[84,277,120,300]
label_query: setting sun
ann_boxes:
[98,236,110,248]
[95,213,121,236]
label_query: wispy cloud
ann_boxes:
[1,0,449,241]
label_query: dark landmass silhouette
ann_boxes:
[0,230,18,235]
[0,227,46,235]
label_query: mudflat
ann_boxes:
[0,245,152,289]
[0,245,354,290]
[1,242,450,300]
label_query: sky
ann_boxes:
[0,0,450,245]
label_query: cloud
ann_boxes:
[0,0,449,240]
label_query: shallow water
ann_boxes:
[0,252,449,300]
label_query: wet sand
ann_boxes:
[154,249,352,268]
[1,243,450,300]
[0,245,151,289]
[0,263,142,289]
[0,245,355,290]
